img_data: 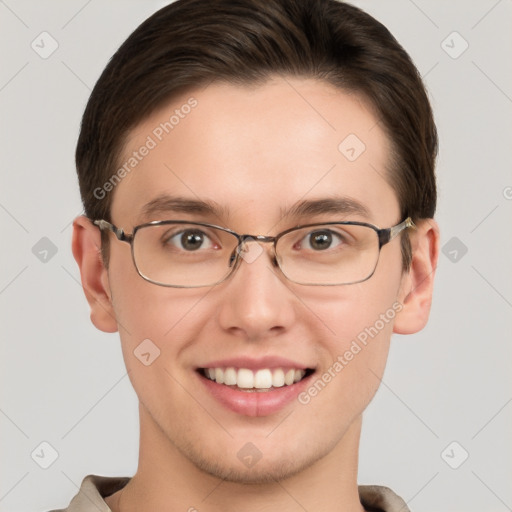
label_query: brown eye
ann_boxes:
[180,231,205,251]
[308,231,333,250]
[163,229,215,251]
[300,230,345,251]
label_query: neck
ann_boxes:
[106,405,366,512]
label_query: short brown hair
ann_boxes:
[76,0,437,270]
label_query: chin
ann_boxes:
[193,455,311,484]
[176,437,331,485]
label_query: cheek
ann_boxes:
[109,277,208,420]
[107,252,210,376]
[297,291,398,443]
[317,289,395,391]
[108,244,196,336]
[308,270,402,357]
[106,270,223,451]
[301,254,403,408]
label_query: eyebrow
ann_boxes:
[139,194,371,223]
[279,197,371,220]
[140,195,230,221]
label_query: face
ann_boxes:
[99,78,408,482]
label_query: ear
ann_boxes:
[393,218,440,335]
[71,215,118,333]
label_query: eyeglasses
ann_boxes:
[93,217,415,288]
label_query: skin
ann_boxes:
[72,77,439,512]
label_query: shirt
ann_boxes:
[48,474,411,512]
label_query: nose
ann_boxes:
[217,239,297,340]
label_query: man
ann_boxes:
[52,0,439,510]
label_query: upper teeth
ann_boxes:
[204,367,306,389]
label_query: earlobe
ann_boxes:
[393,219,440,335]
[72,215,118,333]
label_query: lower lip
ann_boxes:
[197,371,313,417]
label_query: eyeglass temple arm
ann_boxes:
[378,217,415,247]
[93,219,131,242]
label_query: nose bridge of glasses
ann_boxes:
[239,234,276,251]
[241,234,275,243]
[231,234,278,267]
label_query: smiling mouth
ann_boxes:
[198,367,315,392]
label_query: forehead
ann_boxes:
[111,77,400,230]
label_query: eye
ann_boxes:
[163,229,217,251]
[300,229,346,251]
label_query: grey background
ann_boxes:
[1,1,511,511]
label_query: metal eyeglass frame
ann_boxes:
[93,216,415,288]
